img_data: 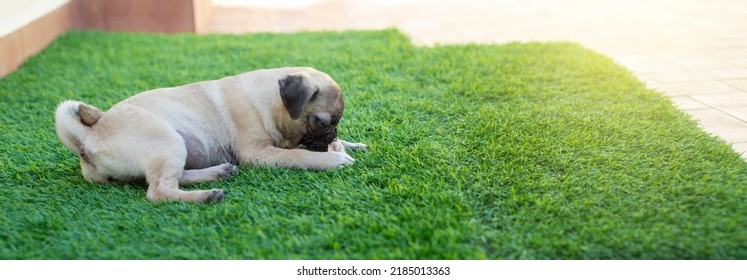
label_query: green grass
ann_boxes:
[1,29,746,259]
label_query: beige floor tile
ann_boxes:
[731,142,747,160]
[634,70,692,83]
[670,96,711,110]
[655,81,742,96]
[632,75,662,88]
[697,69,747,80]
[666,53,746,70]
[613,55,688,73]
[691,92,747,108]
[646,69,747,83]
[723,79,747,91]
[686,109,747,143]
[643,72,693,84]
[706,48,747,59]
[721,107,747,123]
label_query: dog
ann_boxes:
[55,67,367,203]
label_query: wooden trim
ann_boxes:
[0,0,213,78]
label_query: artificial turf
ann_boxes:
[0,29,745,259]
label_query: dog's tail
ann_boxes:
[54,100,103,153]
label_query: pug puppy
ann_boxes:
[55,67,367,203]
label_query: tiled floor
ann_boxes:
[206,0,747,160]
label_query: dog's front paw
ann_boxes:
[318,151,355,170]
[329,141,345,152]
[340,140,369,152]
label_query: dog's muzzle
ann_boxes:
[300,126,337,152]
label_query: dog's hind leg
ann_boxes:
[179,163,239,186]
[144,149,226,204]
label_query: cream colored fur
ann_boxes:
[54,67,367,203]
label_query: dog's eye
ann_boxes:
[310,89,319,102]
[79,150,90,163]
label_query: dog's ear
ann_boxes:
[78,103,103,126]
[278,73,318,120]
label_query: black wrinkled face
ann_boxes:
[300,113,340,152]
[300,126,337,152]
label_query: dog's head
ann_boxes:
[278,70,344,152]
